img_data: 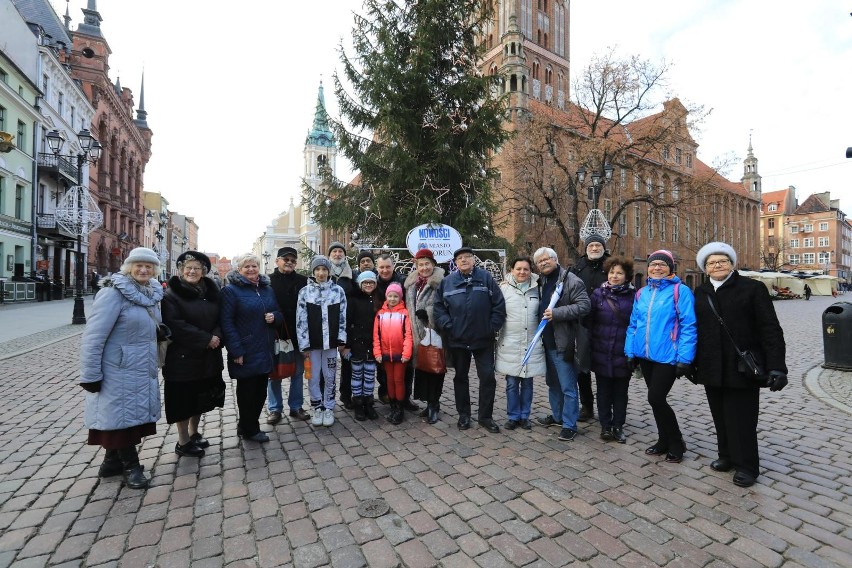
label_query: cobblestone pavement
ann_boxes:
[0,296,851,567]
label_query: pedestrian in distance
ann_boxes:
[404,248,447,424]
[588,256,635,443]
[625,250,697,464]
[434,247,507,433]
[532,247,590,442]
[373,283,413,424]
[495,256,544,431]
[161,251,226,459]
[220,253,282,443]
[266,247,310,425]
[297,255,348,427]
[346,271,382,421]
[79,247,164,490]
[804,283,812,301]
[692,242,787,488]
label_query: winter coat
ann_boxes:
[161,275,224,382]
[625,275,697,365]
[220,271,282,379]
[496,273,546,378]
[693,271,787,388]
[571,253,610,295]
[433,267,507,350]
[404,266,446,365]
[589,282,635,378]
[331,262,354,295]
[79,274,163,431]
[347,286,380,360]
[297,278,347,351]
[269,269,308,351]
[373,301,414,362]
[545,269,591,361]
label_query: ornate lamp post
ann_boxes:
[47,128,103,324]
[577,162,614,211]
[576,162,614,243]
[262,251,271,273]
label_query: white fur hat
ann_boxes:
[696,242,737,273]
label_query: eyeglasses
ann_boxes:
[706,259,731,267]
[279,257,297,264]
[648,261,669,268]
[536,257,554,265]
[456,254,474,261]
[183,266,204,272]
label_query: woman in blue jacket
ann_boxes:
[220,253,282,443]
[625,250,697,463]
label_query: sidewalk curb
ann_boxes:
[804,363,852,416]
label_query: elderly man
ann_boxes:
[570,234,611,422]
[534,247,590,442]
[434,247,507,433]
[267,247,310,424]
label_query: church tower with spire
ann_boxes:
[741,135,762,198]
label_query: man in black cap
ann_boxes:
[570,233,611,422]
[353,251,376,280]
[434,246,506,433]
[267,247,310,424]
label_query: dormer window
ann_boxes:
[767,203,778,212]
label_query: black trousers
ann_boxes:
[578,371,595,409]
[450,346,496,420]
[705,385,760,477]
[596,374,630,429]
[236,374,268,437]
[339,358,352,401]
[639,360,683,452]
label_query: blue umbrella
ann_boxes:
[521,280,563,367]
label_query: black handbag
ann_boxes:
[706,297,768,383]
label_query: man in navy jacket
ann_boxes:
[433,247,506,433]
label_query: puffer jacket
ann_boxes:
[220,271,282,379]
[625,275,697,365]
[589,282,635,378]
[433,267,506,350]
[404,266,445,365]
[347,286,380,360]
[297,278,347,350]
[162,275,224,382]
[496,273,546,378]
[79,274,163,430]
[373,301,413,362]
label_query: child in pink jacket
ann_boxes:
[373,283,413,424]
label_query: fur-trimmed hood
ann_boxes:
[98,273,163,306]
[167,275,221,301]
[225,270,271,288]
[403,266,445,290]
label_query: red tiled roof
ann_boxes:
[761,188,791,215]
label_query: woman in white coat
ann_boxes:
[496,257,546,430]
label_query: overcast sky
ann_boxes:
[55,1,852,256]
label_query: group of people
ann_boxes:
[79,237,788,491]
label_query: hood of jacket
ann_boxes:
[225,270,271,288]
[167,274,220,301]
[100,273,163,306]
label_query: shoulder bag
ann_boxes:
[705,296,767,383]
[269,320,297,380]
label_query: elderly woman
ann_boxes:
[405,248,446,424]
[495,257,544,431]
[220,253,282,442]
[693,242,787,488]
[625,250,697,464]
[162,251,226,459]
[80,247,164,490]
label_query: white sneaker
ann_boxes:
[322,408,335,426]
[311,409,324,426]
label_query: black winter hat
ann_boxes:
[276,247,298,259]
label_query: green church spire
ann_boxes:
[306,80,334,148]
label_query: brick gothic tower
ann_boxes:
[66,0,153,274]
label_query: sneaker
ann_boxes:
[289,408,311,421]
[505,419,519,430]
[322,409,335,426]
[611,427,627,443]
[578,405,594,422]
[311,409,324,426]
[558,428,577,441]
[519,419,532,430]
[600,428,614,441]
[536,415,559,427]
[266,411,282,425]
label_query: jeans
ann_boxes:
[267,356,305,413]
[544,349,579,430]
[505,375,533,421]
[450,345,497,420]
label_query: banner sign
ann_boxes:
[406,224,463,263]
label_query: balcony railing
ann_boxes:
[38,153,78,181]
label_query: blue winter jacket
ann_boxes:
[220,271,282,379]
[433,267,506,350]
[625,275,697,365]
[79,274,163,430]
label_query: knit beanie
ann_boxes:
[696,242,737,274]
[125,247,160,266]
[647,250,675,273]
[357,250,375,264]
[584,234,607,248]
[310,255,332,273]
[328,241,346,255]
[385,283,403,298]
[356,271,377,285]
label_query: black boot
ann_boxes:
[388,401,402,425]
[428,403,439,424]
[364,397,379,420]
[99,449,123,477]
[118,447,149,490]
[353,396,367,421]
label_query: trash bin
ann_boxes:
[822,302,852,370]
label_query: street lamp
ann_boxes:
[47,128,103,324]
[577,162,614,210]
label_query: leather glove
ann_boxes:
[80,381,102,393]
[626,357,638,370]
[767,371,788,391]
[675,363,692,379]
[415,309,429,323]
